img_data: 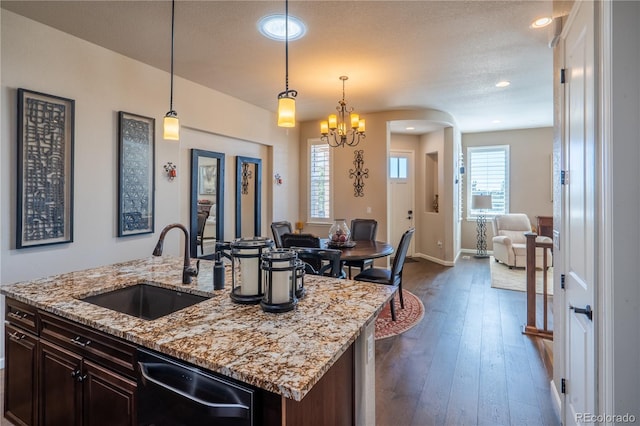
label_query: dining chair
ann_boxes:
[271,221,293,248]
[345,218,378,278]
[196,211,210,256]
[293,247,345,279]
[281,233,321,271]
[354,227,415,321]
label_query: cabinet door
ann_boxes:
[4,324,38,426]
[82,360,137,426]
[39,340,83,426]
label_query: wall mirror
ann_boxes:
[190,149,225,258]
[235,156,262,238]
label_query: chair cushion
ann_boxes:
[498,230,526,244]
[354,267,392,284]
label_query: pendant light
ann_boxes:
[163,0,179,140]
[277,0,297,127]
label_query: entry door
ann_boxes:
[562,1,596,423]
[389,151,414,256]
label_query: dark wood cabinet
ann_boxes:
[4,298,137,426]
[4,323,38,426]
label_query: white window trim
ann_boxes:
[466,144,510,220]
[307,138,333,223]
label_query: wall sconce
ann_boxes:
[230,237,274,304]
[274,173,283,185]
[163,162,177,180]
[260,249,298,313]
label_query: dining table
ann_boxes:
[320,239,394,277]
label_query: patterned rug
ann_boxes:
[375,290,424,340]
[490,256,554,295]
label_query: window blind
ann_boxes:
[467,145,509,216]
[309,142,331,220]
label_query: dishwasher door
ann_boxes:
[137,349,254,426]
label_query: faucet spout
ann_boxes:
[152,223,198,284]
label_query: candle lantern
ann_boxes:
[230,237,274,304]
[260,249,298,313]
[294,259,305,299]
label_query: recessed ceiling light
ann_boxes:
[492,120,502,124]
[531,17,553,29]
[406,127,415,130]
[258,14,306,41]
[496,81,511,88]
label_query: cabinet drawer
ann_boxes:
[39,312,137,379]
[6,298,38,334]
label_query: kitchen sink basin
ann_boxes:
[80,283,210,320]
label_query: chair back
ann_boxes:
[350,219,378,241]
[271,221,293,248]
[281,233,320,249]
[390,228,415,286]
[293,247,344,278]
[197,211,208,240]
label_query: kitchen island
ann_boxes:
[2,255,395,425]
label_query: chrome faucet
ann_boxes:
[152,223,199,284]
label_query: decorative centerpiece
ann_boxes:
[230,236,274,304]
[328,219,356,248]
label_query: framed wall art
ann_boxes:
[17,88,75,248]
[117,111,155,237]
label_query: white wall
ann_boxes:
[461,127,553,251]
[1,11,299,287]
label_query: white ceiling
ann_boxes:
[2,0,570,134]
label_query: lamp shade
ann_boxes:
[163,115,180,141]
[472,194,492,210]
[277,96,296,127]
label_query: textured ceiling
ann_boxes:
[2,0,571,134]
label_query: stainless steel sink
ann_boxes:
[80,283,210,320]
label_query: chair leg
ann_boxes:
[390,297,397,321]
[348,265,352,279]
[398,283,405,309]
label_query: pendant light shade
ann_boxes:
[163,112,180,140]
[277,0,297,127]
[163,0,179,141]
[277,95,296,127]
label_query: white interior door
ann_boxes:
[563,2,596,423]
[389,151,414,256]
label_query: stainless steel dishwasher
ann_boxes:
[137,348,254,425]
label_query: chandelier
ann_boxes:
[320,76,365,148]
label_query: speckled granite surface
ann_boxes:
[1,256,394,401]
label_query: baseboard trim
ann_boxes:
[413,253,455,267]
[550,379,562,421]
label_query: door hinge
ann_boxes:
[561,274,566,289]
[560,68,566,84]
[561,378,566,394]
[561,170,568,185]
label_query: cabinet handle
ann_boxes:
[8,331,26,341]
[8,311,28,320]
[70,336,91,347]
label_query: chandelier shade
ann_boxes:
[277,0,297,127]
[320,76,365,148]
[163,0,179,141]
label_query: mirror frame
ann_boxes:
[235,156,262,238]
[190,149,225,257]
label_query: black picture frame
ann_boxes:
[17,88,75,249]
[117,111,155,237]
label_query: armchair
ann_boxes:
[492,214,552,269]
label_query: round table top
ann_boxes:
[321,240,394,261]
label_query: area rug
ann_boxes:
[375,290,424,340]
[490,256,554,295]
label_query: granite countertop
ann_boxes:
[0,256,394,401]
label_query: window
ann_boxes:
[389,156,408,179]
[308,140,332,222]
[467,145,509,217]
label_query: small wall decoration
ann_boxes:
[17,89,75,248]
[241,162,253,195]
[349,149,369,197]
[163,162,177,180]
[117,111,155,237]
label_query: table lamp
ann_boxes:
[472,194,492,258]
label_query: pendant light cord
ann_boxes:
[285,0,289,93]
[169,0,175,113]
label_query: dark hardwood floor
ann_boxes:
[375,256,560,426]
